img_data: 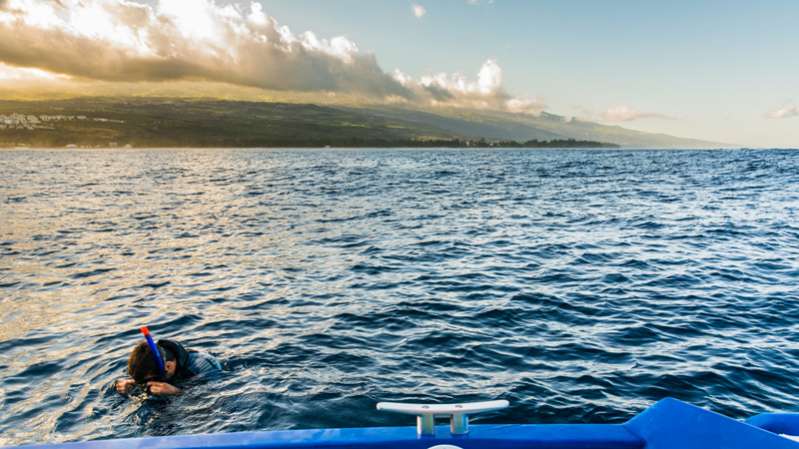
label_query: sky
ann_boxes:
[0,0,797,147]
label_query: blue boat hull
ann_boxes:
[5,398,799,449]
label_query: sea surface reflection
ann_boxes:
[1,148,798,445]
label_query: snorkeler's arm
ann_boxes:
[115,378,135,394]
[146,381,182,396]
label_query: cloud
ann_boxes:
[0,0,542,115]
[393,59,546,115]
[766,104,798,119]
[505,97,546,115]
[411,3,426,18]
[0,61,66,80]
[420,59,503,97]
[0,0,412,98]
[601,105,672,122]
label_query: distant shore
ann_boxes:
[0,97,728,149]
[0,139,619,150]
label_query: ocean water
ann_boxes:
[1,148,798,446]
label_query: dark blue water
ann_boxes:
[1,148,798,446]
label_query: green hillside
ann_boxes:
[0,97,722,148]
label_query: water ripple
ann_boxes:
[1,148,799,446]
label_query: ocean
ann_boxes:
[1,148,798,446]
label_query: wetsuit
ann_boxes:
[158,339,222,382]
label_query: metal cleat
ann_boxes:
[376,400,509,437]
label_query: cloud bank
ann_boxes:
[0,0,410,98]
[0,0,540,114]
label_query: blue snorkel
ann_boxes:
[140,326,166,379]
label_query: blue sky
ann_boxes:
[259,0,799,147]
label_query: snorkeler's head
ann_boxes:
[127,341,176,384]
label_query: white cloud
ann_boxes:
[505,97,546,115]
[411,3,426,18]
[418,59,502,96]
[0,0,543,115]
[395,59,546,115]
[0,0,411,97]
[601,105,671,122]
[766,104,799,119]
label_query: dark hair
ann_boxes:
[127,341,175,384]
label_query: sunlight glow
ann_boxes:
[0,62,67,81]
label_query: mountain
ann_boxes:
[0,97,725,148]
[353,106,725,148]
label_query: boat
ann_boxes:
[5,397,799,448]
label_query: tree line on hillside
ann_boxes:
[0,134,620,149]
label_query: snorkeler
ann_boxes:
[115,327,221,396]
